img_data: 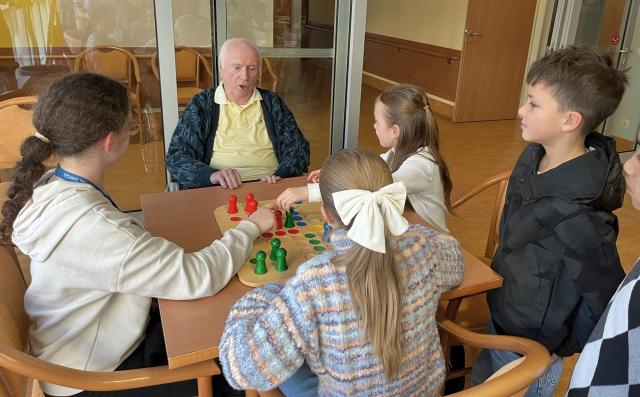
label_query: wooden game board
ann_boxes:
[213,199,330,287]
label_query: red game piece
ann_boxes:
[227,195,238,214]
[244,193,255,211]
[246,199,258,214]
[275,210,283,229]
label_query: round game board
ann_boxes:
[213,199,330,287]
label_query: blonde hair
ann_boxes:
[377,84,453,211]
[319,149,404,380]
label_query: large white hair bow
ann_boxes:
[332,182,409,253]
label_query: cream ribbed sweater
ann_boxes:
[307,147,448,233]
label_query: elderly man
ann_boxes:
[166,38,310,189]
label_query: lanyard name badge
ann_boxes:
[55,166,119,210]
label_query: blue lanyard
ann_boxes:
[55,166,119,209]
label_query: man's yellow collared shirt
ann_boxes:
[210,84,279,181]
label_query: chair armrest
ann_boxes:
[439,320,550,397]
[451,170,511,209]
[0,343,219,391]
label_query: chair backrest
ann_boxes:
[175,47,200,83]
[0,245,29,397]
[0,97,37,172]
[74,46,141,90]
[151,47,212,87]
[451,171,510,261]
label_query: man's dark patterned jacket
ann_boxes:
[166,87,310,189]
[488,132,626,357]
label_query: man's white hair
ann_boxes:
[218,38,260,66]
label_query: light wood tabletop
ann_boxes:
[140,176,503,369]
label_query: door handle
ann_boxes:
[464,28,483,37]
[619,48,633,54]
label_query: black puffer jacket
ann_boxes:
[488,132,626,356]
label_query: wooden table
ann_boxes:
[140,176,503,370]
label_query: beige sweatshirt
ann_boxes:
[12,175,259,396]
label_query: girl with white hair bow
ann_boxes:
[220,149,464,397]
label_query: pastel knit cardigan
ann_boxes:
[220,225,464,396]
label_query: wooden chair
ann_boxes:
[439,171,512,386]
[0,240,220,397]
[73,46,144,143]
[440,319,550,396]
[247,320,549,397]
[451,170,511,262]
[445,170,512,325]
[0,97,38,176]
[151,47,213,107]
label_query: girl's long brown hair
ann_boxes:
[320,149,404,380]
[378,84,453,211]
[1,73,129,240]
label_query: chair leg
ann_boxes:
[197,376,212,397]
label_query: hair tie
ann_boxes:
[423,104,430,111]
[34,131,50,144]
[331,182,409,253]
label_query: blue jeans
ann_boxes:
[279,362,319,397]
[471,319,563,397]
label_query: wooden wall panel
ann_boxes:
[302,23,460,102]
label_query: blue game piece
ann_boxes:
[297,222,307,227]
[322,222,332,242]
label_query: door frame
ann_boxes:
[212,0,367,152]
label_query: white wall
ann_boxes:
[365,0,469,50]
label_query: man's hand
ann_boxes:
[307,169,321,183]
[210,169,242,189]
[260,175,282,184]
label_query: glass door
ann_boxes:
[547,0,640,152]
[211,0,367,171]
[602,0,640,152]
[0,0,166,211]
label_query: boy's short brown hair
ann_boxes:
[527,46,628,134]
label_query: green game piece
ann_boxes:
[269,238,281,261]
[275,248,288,272]
[249,258,257,264]
[308,239,321,245]
[284,211,295,228]
[304,233,316,238]
[313,246,326,252]
[254,251,267,275]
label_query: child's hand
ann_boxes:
[307,169,321,183]
[276,187,309,211]
[247,205,276,233]
[260,175,282,184]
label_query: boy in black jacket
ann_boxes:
[472,47,628,396]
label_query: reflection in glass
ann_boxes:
[0,0,169,210]
[223,0,335,170]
